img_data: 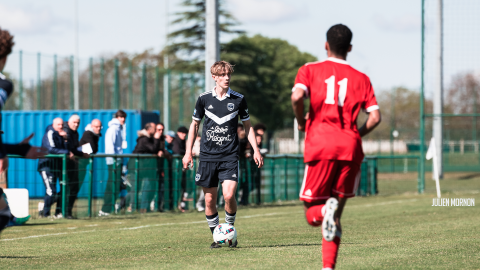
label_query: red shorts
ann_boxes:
[300,160,361,202]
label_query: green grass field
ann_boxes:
[1,174,479,269]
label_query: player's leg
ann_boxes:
[300,160,336,226]
[203,186,219,233]
[218,160,239,247]
[40,170,56,217]
[321,161,360,270]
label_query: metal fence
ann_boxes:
[2,154,379,219]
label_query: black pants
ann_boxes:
[101,164,122,213]
[240,159,261,205]
[39,170,60,216]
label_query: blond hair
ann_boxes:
[210,61,234,76]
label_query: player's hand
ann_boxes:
[20,133,35,144]
[297,123,305,132]
[0,157,9,173]
[182,154,193,170]
[25,147,48,159]
[253,150,264,168]
[157,151,164,157]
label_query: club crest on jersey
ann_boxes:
[195,174,201,181]
[227,103,234,111]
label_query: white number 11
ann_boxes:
[324,75,348,107]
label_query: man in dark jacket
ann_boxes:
[173,126,189,212]
[127,123,161,213]
[172,126,188,155]
[78,119,102,201]
[38,118,74,218]
[63,115,89,218]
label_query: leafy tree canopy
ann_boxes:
[221,34,316,130]
[167,0,244,72]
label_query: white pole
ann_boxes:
[205,0,219,92]
[163,0,170,131]
[433,0,443,178]
[73,0,79,110]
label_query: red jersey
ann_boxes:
[293,57,379,165]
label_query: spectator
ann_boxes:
[63,115,89,219]
[100,110,127,216]
[253,123,267,149]
[172,126,188,155]
[154,123,171,212]
[77,119,102,209]
[164,131,175,155]
[241,132,264,205]
[38,118,74,218]
[79,119,102,154]
[127,123,160,213]
[172,126,190,212]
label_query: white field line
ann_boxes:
[1,199,419,242]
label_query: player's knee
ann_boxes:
[223,193,235,202]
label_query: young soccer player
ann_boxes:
[291,24,382,269]
[183,61,264,248]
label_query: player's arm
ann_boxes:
[291,87,306,132]
[358,109,381,137]
[182,119,200,169]
[243,119,264,168]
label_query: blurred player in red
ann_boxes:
[291,24,381,270]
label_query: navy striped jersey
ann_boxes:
[192,88,250,161]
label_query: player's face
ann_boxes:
[213,70,231,90]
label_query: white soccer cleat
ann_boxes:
[98,210,110,217]
[322,197,338,242]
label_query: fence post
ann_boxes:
[88,157,94,217]
[70,56,74,109]
[113,59,120,109]
[417,156,423,194]
[128,60,133,109]
[112,157,117,213]
[19,50,23,110]
[246,158,252,204]
[173,158,179,210]
[193,157,197,209]
[53,54,57,110]
[163,158,170,211]
[270,158,275,203]
[89,58,93,109]
[295,157,300,199]
[100,58,104,109]
[190,74,195,105]
[62,155,67,217]
[284,157,288,200]
[134,157,139,212]
[179,73,184,126]
[141,64,147,110]
[37,52,41,110]
[155,66,160,111]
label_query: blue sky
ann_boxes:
[0,0,424,92]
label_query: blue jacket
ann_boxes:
[38,125,70,172]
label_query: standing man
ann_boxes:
[291,24,381,270]
[173,126,190,212]
[38,118,75,218]
[78,119,102,205]
[183,61,263,248]
[63,115,90,219]
[100,110,127,216]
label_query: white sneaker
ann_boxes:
[322,198,338,242]
[98,210,110,217]
[54,213,63,219]
[196,204,205,212]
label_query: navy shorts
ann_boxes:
[195,160,239,188]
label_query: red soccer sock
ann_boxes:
[305,204,325,227]
[322,236,341,269]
